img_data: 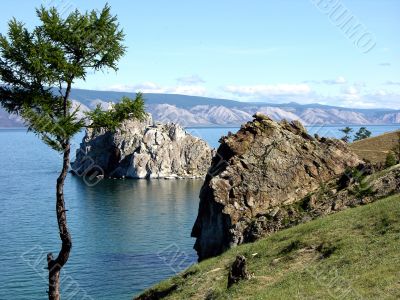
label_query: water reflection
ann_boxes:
[66,177,203,297]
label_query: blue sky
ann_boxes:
[1,0,399,108]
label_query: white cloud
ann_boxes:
[176,75,205,85]
[335,87,400,109]
[343,86,359,95]
[103,82,207,97]
[305,76,347,85]
[362,91,400,109]
[99,80,400,110]
[334,76,347,84]
[105,82,159,92]
[167,85,207,96]
[353,81,366,88]
[385,80,400,86]
[340,86,361,103]
[337,100,378,109]
[322,76,347,85]
[223,84,311,99]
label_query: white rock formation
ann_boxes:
[71,114,214,179]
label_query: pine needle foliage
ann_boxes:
[0,4,143,151]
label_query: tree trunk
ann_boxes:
[48,142,72,300]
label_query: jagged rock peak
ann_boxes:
[71,113,214,179]
[191,113,362,261]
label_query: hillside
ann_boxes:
[350,131,400,164]
[136,193,400,300]
[1,88,400,127]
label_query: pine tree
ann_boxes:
[340,126,353,143]
[0,5,145,299]
[353,127,372,141]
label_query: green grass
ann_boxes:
[136,194,400,300]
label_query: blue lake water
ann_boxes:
[0,124,399,299]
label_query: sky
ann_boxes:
[0,0,399,109]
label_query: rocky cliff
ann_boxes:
[191,113,362,261]
[71,114,214,179]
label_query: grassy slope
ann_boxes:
[350,131,400,164]
[136,194,400,300]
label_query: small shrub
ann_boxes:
[385,152,397,168]
[356,182,374,198]
[392,131,400,163]
[338,165,370,190]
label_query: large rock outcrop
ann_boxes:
[191,113,362,261]
[71,114,214,179]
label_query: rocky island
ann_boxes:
[72,114,214,179]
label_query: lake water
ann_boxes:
[1,124,399,299]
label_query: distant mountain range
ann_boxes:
[1,88,400,127]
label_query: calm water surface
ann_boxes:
[0,124,399,299]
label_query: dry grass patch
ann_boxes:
[350,130,400,164]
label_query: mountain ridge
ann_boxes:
[1,88,400,127]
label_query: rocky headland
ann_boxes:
[191,113,364,261]
[71,114,214,179]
